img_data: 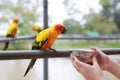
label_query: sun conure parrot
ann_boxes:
[32,24,43,33]
[24,24,67,76]
[3,17,19,50]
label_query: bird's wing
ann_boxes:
[32,29,49,49]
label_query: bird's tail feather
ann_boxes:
[3,42,9,50]
[24,59,37,77]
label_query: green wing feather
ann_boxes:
[32,38,48,50]
[32,29,49,49]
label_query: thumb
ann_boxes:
[92,56,99,67]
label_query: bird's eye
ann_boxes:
[59,26,62,29]
[59,26,65,31]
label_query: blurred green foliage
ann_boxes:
[0,41,30,50]
[63,12,118,35]
[54,40,120,49]
[83,12,118,35]
[100,0,120,31]
[0,0,120,36]
[63,0,80,17]
[0,0,42,35]
[63,19,84,34]
[1,40,120,50]
[63,0,119,35]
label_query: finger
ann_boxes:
[92,56,101,69]
[71,56,83,73]
[71,58,81,72]
[90,46,105,56]
[71,56,82,68]
[73,56,89,68]
[92,56,98,65]
[87,52,95,59]
[71,57,78,68]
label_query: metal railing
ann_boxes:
[0,35,36,42]
[0,48,120,60]
[0,35,120,42]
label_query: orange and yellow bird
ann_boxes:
[3,17,19,50]
[24,24,67,76]
[32,24,43,33]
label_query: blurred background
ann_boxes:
[0,0,120,80]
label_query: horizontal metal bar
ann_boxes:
[0,35,120,42]
[0,35,36,42]
[61,36,120,40]
[0,48,120,60]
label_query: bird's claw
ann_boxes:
[49,48,57,53]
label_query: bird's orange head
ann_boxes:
[12,17,19,23]
[54,24,67,34]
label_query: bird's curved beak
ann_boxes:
[62,29,66,34]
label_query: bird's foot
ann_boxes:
[49,48,57,53]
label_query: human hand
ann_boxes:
[90,46,111,70]
[71,55,105,80]
[70,50,97,64]
[91,46,120,79]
